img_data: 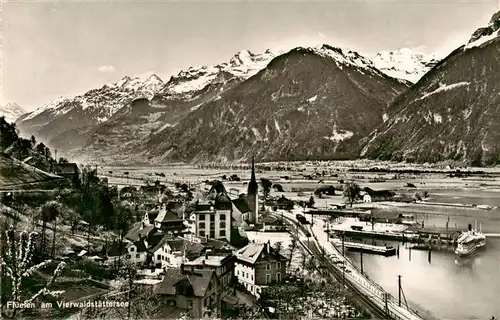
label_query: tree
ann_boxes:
[260,178,273,201]
[30,135,36,148]
[38,201,60,257]
[1,227,66,319]
[272,241,283,255]
[343,182,360,207]
[288,237,298,268]
[58,157,69,164]
[307,196,315,208]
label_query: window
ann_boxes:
[266,263,271,271]
[251,275,254,281]
[129,247,135,252]
[220,230,226,236]
[237,270,239,276]
[187,300,193,310]
[199,214,205,221]
[136,254,140,258]
[220,214,226,221]
[210,231,215,238]
[200,230,205,236]
[250,285,253,291]
[266,274,271,284]
[276,272,281,282]
[199,222,205,229]
[157,254,161,260]
[277,262,281,269]
[220,221,226,228]
[126,254,131,259]
[162,256,165,260]
[167,300,176,306]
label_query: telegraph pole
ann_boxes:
[342,231,345,256]
[360,250,364,274]
[398,275,402,307]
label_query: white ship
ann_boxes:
[454,221,486,257]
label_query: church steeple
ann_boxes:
[247,156,259,223]
[248,156,258,195]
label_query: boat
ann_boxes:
[454,221,486,257]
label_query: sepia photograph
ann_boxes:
[1,0,500,319]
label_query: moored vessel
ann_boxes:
[454,222,486,257]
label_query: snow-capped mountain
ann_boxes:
[361,11,500,166]
[371,48,440,83]
[465,11,500,49]
[16,74,165,143]
[162,49,278,96]
[143,44,408,163]
[0,102,26,123]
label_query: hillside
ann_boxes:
[0,153,62,190]
[144,45,409,163]
[360,11,500,166]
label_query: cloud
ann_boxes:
[318,32,326,39]
[97,65,116,73]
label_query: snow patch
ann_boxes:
[307,95,318,102]
[382,113,389,122]
[251,127,262,140]
[419,82,470,100]
[465,30,499,50]
[433,113,443,124]
[274,118,282,135]
[324,127,354,142]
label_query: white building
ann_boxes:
[124,240,148,265]
[363,194,372,203]
[234,242,287,298]
[193,197,231,242]
[150,236,205,269]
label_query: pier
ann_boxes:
[330,238,397,256]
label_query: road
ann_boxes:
[271,212,390,319]
[275,210,426,320]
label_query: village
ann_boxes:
[3,153,499,320]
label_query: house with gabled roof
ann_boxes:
[234,241,288,298]
[156,268,219,319]
[150,236,206,269]
[154,206,185,235]
[125,222,157,243]
[124,240,148,265]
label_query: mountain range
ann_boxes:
[371,48,439,83]
[13,10,500,165]
[361,11,500,165]
[0,103,26,123]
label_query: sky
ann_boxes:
[1,0,499,111]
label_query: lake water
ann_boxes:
[351,188,500,320]
[347,238,500,320]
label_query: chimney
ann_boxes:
[468,224,472,231]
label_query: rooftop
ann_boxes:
[184,255,228,267]
[157,268,214,297]
[235,242,287,265]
